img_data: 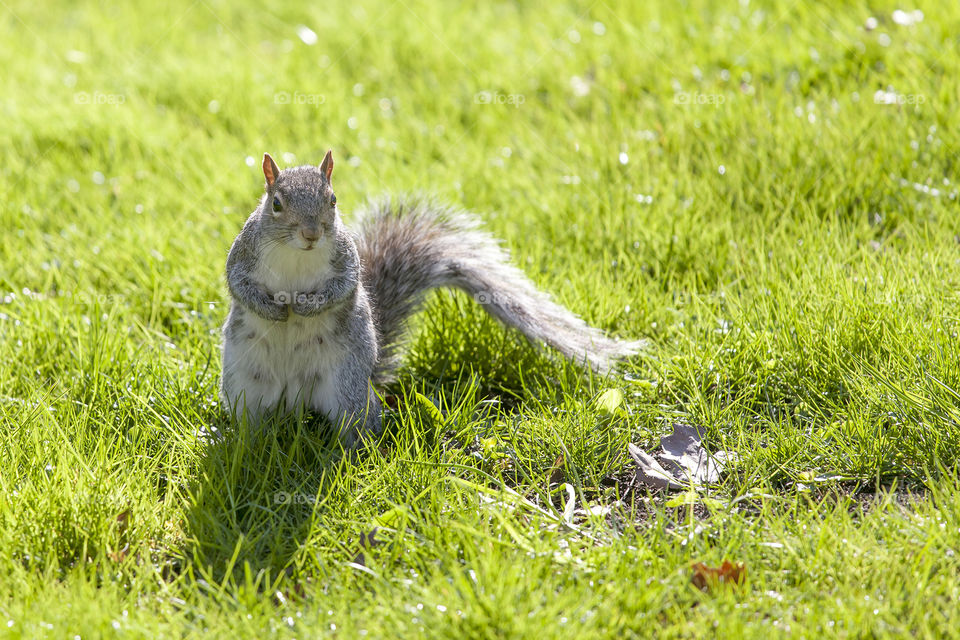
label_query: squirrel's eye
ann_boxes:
[331,193,337,206]
[272,196,282,212]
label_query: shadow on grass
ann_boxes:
[179,299,642,590]
[179,410,357,587]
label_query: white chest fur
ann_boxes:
[254,241,335,294]
[222,240,347,419]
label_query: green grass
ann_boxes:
[2,0,960,636]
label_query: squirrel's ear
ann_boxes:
[262,153,280,188]
[319,150,334,182]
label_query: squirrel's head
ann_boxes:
[259,151,338,251]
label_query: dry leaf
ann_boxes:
[691,560,747,592]
[628,443,685,490]
[660,424,724,484]
[628,424,738,492]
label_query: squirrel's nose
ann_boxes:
[300,229,320,243]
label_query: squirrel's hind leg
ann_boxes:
[332,391,381,449]
[313,354,382,449]
[221,376,284,428]
[221,346,284,427]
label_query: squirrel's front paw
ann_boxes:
[292,291,327,316]
[264,302,290,321]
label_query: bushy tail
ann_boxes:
[353,196,644,382]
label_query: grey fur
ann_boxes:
[355,196,645,383]
[220,158,380,446]
[220,158,641,447]
[224,226,290,322]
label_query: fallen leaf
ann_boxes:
[665,489,699,508]
[581,504,614,518]
[627,425,737,492]
[700,495,723,510]
[665,489,723,510]
[691,560,747,592]
[595,388,625,418]
[660,424,725,484]
[628,443,685,490]
[374,505,409,528]
[413,392,444,425]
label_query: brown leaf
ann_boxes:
[691,560,747,592]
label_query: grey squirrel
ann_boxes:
[220,151,643,446]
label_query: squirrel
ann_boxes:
[220,151,643,446]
